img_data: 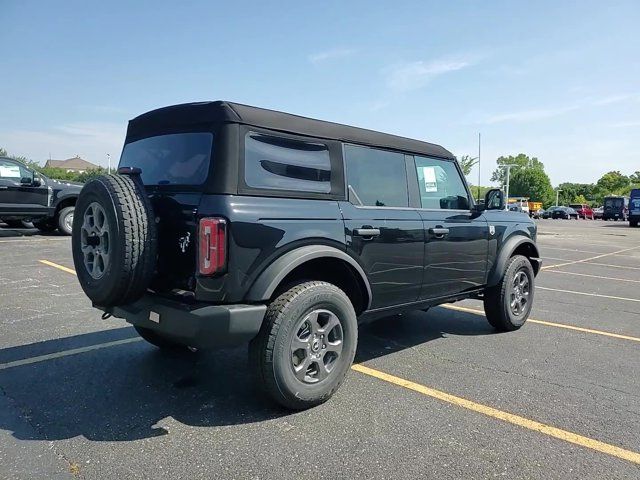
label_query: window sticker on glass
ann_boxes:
[422,166,438,192]
[0,165,21,178]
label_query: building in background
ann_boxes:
[44,156,99,173]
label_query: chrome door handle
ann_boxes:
[428,227,450,238]
[353,228,381,238]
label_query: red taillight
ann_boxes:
[198,217,227,275]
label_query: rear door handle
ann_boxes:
[428,227,450,238]
[353,228,381,238]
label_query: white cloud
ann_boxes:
[608,120,640,128]
[386,57,475,92]
[481,105,579,124]
[591,93,639,106]
[1,122,125,167]
[308,48,357,65]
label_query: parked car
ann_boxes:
[70,101,541,410]
[593,206,604,219]
[629,189,640,227]
[603,196,628,221]
[531,208,545,219]
[569,203,594,219]
[552,206,579,219]
[0,156,81,234]
[542,206,560,219]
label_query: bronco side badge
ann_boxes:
[489,225,495,236]
[178,232,191,253]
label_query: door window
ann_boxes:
[414,156,470,210]
[0,159,30,182]
[344,144,408,207]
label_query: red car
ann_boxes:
[569,203,594,219]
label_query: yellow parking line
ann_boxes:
[544,269,640,284]
[537,286,640,303]
[542,245,640,270]
[39,259,77,275]
[443,304,640,343]
[0,338,142,371]
[351,363,640,465]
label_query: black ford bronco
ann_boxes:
[0,156,80,234]
[71,101,541,409]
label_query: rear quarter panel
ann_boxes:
[196,195,346,302]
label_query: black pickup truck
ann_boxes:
[0,156,80,234]
[71,101,541,410]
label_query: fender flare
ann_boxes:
[487,235,540,287]
[246,245,372,309]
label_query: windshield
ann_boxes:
[119,132,213,185]
[604,198,623,208]
[569,204,581,209]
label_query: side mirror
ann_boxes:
[32,177,42,187]
[485,188,505,210]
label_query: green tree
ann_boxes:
[573,194,588,204]
[596,171,629,195]
[490,154,544,185]
[456,155,478,177]
[508,167,554,206]
[630,171,640,183]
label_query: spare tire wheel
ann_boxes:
[72,174,157,306]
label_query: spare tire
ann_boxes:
[72,174,157,306]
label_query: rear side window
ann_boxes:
[119,132,213,185]
[414,156,470,210]
[344,144,408,207]
[244,132,331,193]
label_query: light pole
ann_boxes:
[107,154,111,174]
[499,164,518,209]
[555,188,562,207]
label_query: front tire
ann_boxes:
[249,281,358,410]
[483,255,535,332]
[57,206,75,235]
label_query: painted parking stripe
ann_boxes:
[544,269,640,284]
[542,245,640,270]
[352,363,640,465]
[537,286,640,303]
[0,338,142,371]
[39,259,77,275]
[542,256,640,271]
[443,304,640,343]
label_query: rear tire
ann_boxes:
[72,174,157,306]
[483,255,534,332]
[249,281,357,410]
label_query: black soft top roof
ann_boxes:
[127,101,455,159]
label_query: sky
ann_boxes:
[1,0,638,186]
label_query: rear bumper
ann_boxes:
[102,295,267,348]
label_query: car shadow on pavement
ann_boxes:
[0,308,494,442]
[0,225,62,238]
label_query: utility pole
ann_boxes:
[107,153,111,174]
[477,133,481,202]
[499,164,518,209]
[555,188,562,206]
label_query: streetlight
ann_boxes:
[107,153,111,174]
[555,188,562,207]
[499,164,518,208]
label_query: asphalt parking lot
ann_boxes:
[0,219,639,479]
